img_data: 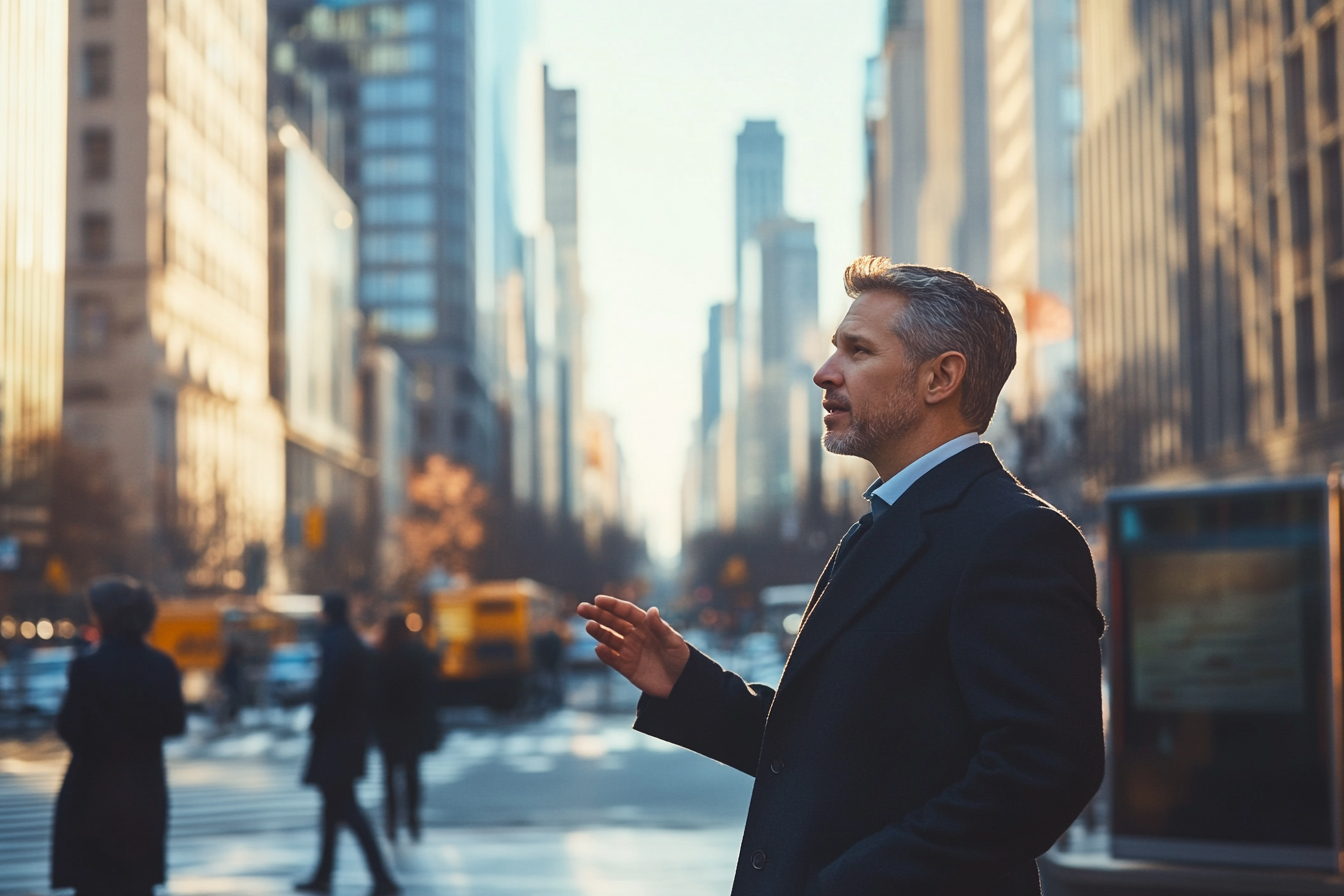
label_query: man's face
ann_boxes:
[813,290,922,461]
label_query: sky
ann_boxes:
[536,1,884,560]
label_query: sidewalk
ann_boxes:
[2,826,741,896]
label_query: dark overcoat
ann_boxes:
[372,641,439,760]
[635,444,1105,896]
[303,622,373,786]
[51,635,186,891]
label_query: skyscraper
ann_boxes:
[63,0,286,592]
[1077,1,1344,493]
[0,0,67,571]
[279,1,491,477]
[735,121,785,291]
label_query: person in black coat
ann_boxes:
[51,575,186,896]
[579,259,1105,896]
[296,593,399,896]
[372,612,440,841]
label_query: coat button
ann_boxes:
[769,758,784,774]
[751,850,767,870]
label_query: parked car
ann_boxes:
[265,642,320,707]
[0,646,74,716]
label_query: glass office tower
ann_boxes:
[279,0,491,473]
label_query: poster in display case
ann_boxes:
[1107,478,1342,871]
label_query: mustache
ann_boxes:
[822,393,851,412]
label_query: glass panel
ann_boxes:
[1296,296,1318,420]
[1320,24,1338,125]
[360,269,434,303]
[1110,485,1332,848]
[367,307,435,339]
[362,154,434,186]
[361,231,435,264]
[360,77,433,110]
[361,116,433,149]
[361,193,434,225]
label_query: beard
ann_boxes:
[822,368,921,460]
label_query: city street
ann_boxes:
[0,670,756,896]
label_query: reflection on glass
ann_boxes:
[362,231,434,264]
[1111,484,1332,850]
[362,154,434,186]
[361,269,434,303]
[360,77,434,110]
[361,116,433,148]
[363,193,434,225]
[368,307,435,339]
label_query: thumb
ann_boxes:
[647,607,681,647]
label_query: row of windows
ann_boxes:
[360,76,433,110]
[362,116,433,149]
[362,153,434,185]
[367,307,435,339]
[304,2,436,42]
[363,192,434,225]
[361,269,434,303]
[362,230,434,264]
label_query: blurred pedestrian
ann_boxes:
[296,593,399,896]
[217,639,245,727]
[51,575,186,896]
[373,612,440,842]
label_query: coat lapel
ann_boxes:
[777,443,1004,692]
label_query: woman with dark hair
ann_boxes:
[373,612,440,841]
[51,575,186,896]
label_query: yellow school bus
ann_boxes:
[427,579,559,710]
[147,599,228,704]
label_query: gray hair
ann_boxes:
[88,575,158,639]
[843,257,1016,433]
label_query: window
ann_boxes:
[82,128,112,180]
[1297,296,1319,420]
[1273,310,1288,424]
[360,77,433,110]
[362,154,434,186]
[361,116,433,149]
[84,0,111,16]
[360,269,434,303]
[1270,191,1282,286]
[363,41,433,74]
[362,230,435,264]
[1287,51,1308,155]
[1308,0,1328,19]
[369,307,435,339]
[416,407,435,444]
[80,213,111,260]
[1321,24,1338,125]
[1324,144,1343,261]
[83,45,112,98]
[404,2,435,33]
[453,411,471,442]
[1284,0,1298,37]
[72,295,110,354]
[1327,280,1344,402]
[362,193,434,224]
[1290,166,1311,281]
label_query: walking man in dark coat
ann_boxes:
[579,258,1105,895]
[296,593,399,895]
[372,612,440,841]
[52,575,186,896]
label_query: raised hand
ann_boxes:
[575,594,690,699]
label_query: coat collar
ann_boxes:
[777,443,1004,692]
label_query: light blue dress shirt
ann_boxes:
[862,431,982,521]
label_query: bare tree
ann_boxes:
[399,454,489,583]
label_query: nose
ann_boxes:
[814,351,842,390]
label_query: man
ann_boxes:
[296,593,399,896]
[578,258,1104,895]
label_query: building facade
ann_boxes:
[279,0,494,478]
[1077,0,1344,494]
[63,0,285,593]
[267,118,371,591]
[862,0,1083,510]
[0,0,67,573]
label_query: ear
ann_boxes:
[922,351,967,408]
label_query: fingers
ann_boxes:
[584,619,626,652]
[576,602,635,637]
[592,593,648,624]
[593,643,621,669]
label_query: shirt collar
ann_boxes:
[863,431,981,520]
